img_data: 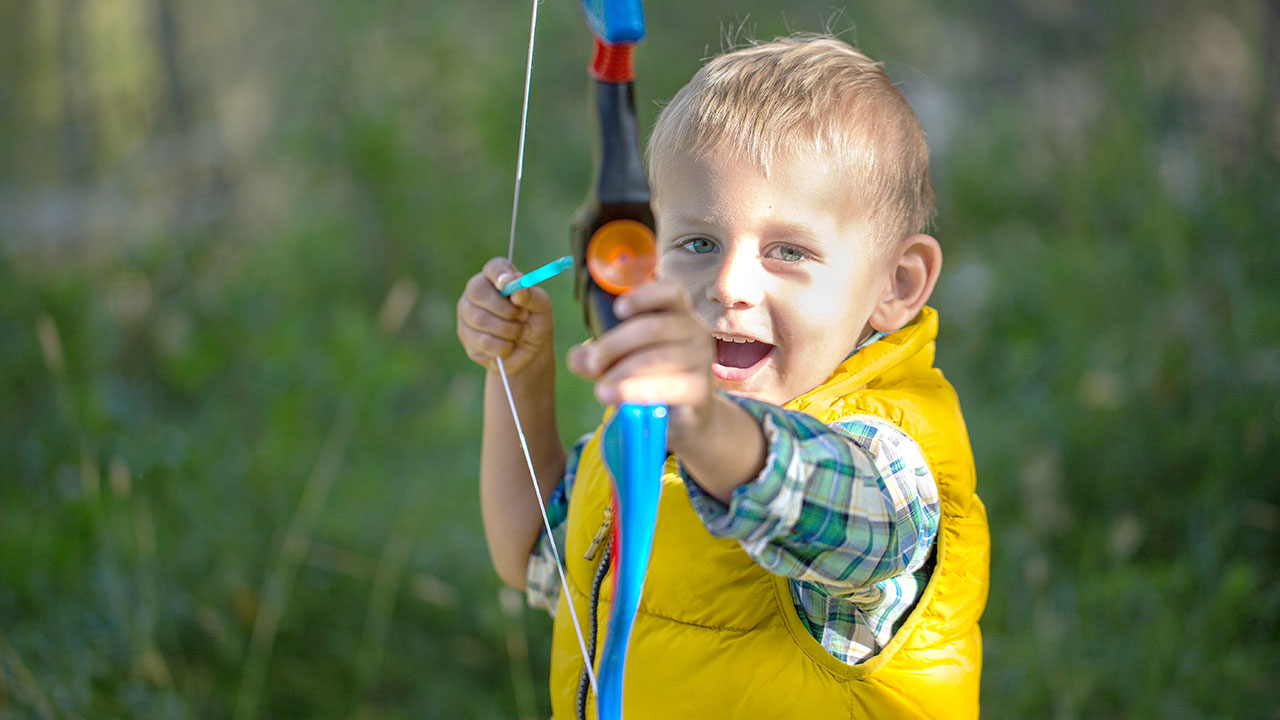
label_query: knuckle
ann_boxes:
[461,309,489,334]
[632,313,668,339]
[524,287,550,308]
[471,310,495,331]
[479,335,512,356]
[486,315,518,338]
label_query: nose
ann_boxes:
[707,244,763,309]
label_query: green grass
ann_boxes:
[2,0,1278,718]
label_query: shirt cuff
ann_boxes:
[681,394,804,541]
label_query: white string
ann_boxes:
[495,357,599,696]
[506,0,538,261]
[498,0,600,697]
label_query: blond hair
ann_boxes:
[649,36,935,247]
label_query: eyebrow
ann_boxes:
[664,211,729,229]
[763,220,822,245]
[664,213,822,243]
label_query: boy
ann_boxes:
[456,36,988,719]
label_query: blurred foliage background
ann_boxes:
[1,0,1277,717]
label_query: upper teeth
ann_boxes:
[713,333,755,343]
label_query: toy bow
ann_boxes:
[572,1,667,717]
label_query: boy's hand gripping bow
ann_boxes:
[574,1,666,717]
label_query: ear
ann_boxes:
[868,234,942,334]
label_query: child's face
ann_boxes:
[655,149,891,405]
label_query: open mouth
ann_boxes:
[712,334,774,382]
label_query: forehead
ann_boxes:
[652,146,869,234]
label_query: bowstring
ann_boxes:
[498,0,600,697]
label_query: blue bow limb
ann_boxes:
[582,0,646,43]
[596,402,667,719]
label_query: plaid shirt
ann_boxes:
[527,343,941,665]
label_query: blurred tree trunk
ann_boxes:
[154,0,190,129]
[58,0,95,183]
[1267,0,1279,137]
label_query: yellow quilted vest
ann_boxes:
[549,307,989,719]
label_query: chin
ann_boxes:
[720,381,784,405]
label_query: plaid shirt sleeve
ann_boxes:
[525,433,593,615]
[683,395,940,592]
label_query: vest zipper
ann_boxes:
[583,503,613,561]
[576,504,615,719]
[576,540,612,720]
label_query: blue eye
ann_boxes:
[680,237,716,254]
[774,245,805,262]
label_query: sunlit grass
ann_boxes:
[1,1,1277,718]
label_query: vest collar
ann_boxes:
[785,306,938,414]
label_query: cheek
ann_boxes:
[795,276,856,325]
[655,251,678,277]
[657,252,711,291]
[655,254,685,285]
[782,271,873,343]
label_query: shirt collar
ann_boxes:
[850,330,887,357]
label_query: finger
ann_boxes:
[507,285,552,314]
[596,340,710,389]
[614,374,710,406]
[459,301,528,342]
[461,327,517,360]
[466,272,524,320]
[483,258,529,303]
[575,313,709,377]
[464,348,500,373]
[565,343,596,379]
[596,351,712,406]
[614,279,692,319]
[465,347,512,374]
[482,257,519,287]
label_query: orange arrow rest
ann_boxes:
[585,219,658,295]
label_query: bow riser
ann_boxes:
[571,4,665,718]
[573,44,655,337]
